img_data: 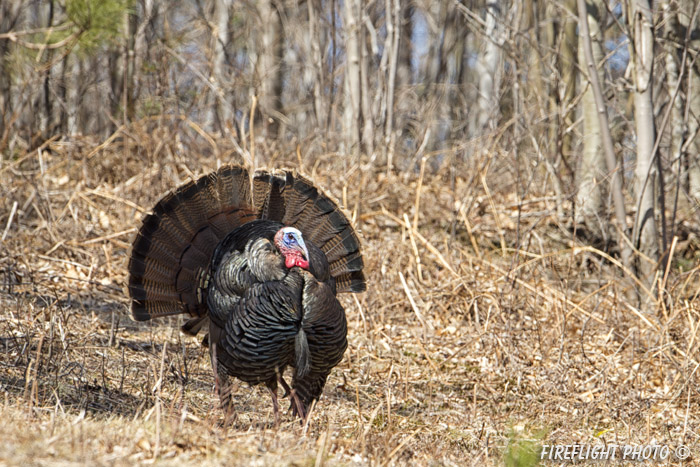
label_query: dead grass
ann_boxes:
[1,123,700,465]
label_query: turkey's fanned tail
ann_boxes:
[128,166,255,321]
[129,165,366,322]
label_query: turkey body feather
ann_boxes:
[128,166,364,421]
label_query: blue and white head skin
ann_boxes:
[274,227,310,270]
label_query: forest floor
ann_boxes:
[1,128,699,466]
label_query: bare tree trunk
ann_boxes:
[629,0,660,297]
[685,1,700,201]
[258,0,284,139]
[123,4,135,127]
[41,0,56,137]
[422,2,443,86]
[108,46,124,128]
[560,0,577,163]
[524,0,546,117]
[474,1,502,133]
[359,4,374,157]
[576,0,632,271]
[0,2,22,149]
[443,2,466,140]
[661,0,684,195]
[393,0,412,158]
[396,1,412,88]
[383,0,400,172]
[307,0,325,130]
[133,0,153,105]
[65,55,81,136]
[122,9,131,132]
[211,0,233,134]
[575,0,607,239]
[343,0,362,155]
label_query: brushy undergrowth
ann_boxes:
[1,123,699,465]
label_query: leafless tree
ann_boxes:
[628,0,660,296]
[575,0,608,240]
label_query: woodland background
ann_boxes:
[1,0,700,465]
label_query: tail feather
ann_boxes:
[329,250,364,276]
[294,328,310,378]
[279,175,315,222]
[128,255,177,284]
[253,171,289,222]
[129,279,180,302]
[321,225,362,264]
[174,267,199,294]
[179,224,221,268]
[134,215,190,258]
[334,271,367,293]
[199,167,251,219]
[208,209,258,238]
[299,210,348,248]
[132,299,185,321]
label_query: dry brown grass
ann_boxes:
[1,124,699,466]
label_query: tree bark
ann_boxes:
[629,0,660,297]
[559,0,578,164]
[685,1,700,201]
[474,1,502,133]
[257,0,284,139]
[396,1,412,88]
[359,4,373,157]
[575,0,607,239]
[662,1,683,179]
[307,0,325,131]
[343,0,362,155]
[65,54,81,136]
[383,0,400,171]
[211,0,233,134]
[576,0,632,270]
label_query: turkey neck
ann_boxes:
[211,219,331,285]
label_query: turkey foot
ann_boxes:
[289,389,307,422]
[265,381,281,428]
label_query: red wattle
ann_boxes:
[285,254,309,270]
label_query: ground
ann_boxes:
[1,131,699,466]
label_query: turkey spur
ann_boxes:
[128,165,365,421]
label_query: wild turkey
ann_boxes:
[128,165,365,421]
